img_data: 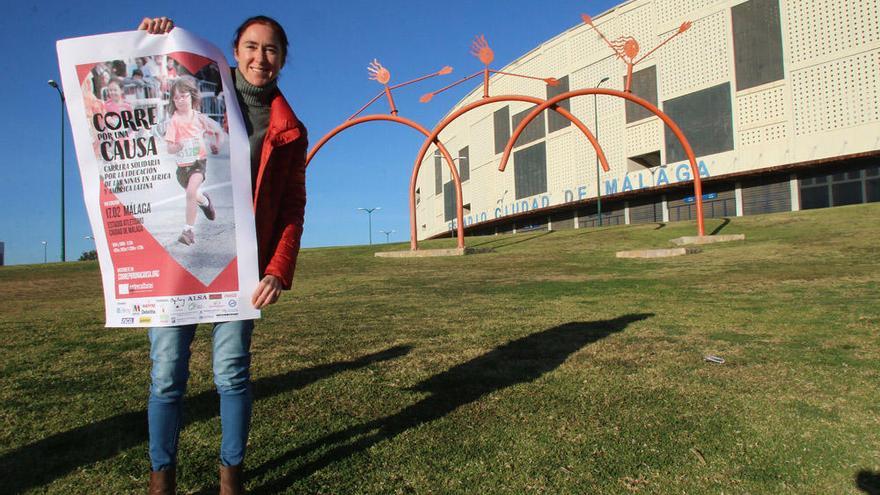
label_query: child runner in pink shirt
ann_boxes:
[163,76,225,245]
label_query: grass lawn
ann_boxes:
[1,203,879,494]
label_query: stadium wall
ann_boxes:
[416,0,880,239]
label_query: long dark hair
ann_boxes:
[167,76,201,115]
[233,15,289,65]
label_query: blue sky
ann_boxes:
[0,0,618,265]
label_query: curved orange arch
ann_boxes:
[499,88,706,236]
[410,95,611,250]
[307,115,465,249]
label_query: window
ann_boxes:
[801,184,830,210]
[434,150,442,195]
[663,83,734,163]
[546,75,571,132]
[458,146,469,182]
[625,66,658,123]
[868,178,880,202]
[514,142,547,199]
[443,181,456,222]
[732,0,785,90]
[832,182,863,206]
[867,165,880,202]
[511,107,546,147]
[493,106,510,154]
[799,167,874,209]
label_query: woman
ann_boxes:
[139,15,307,495]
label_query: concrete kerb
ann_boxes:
[375,247,495,258]
[669,234,746,246]
[616,247,701,258]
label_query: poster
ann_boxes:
[57,28,260,327]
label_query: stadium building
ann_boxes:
[415,0,880,239]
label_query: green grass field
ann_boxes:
[1,204,879,494]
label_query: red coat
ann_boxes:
[252,92,307,289]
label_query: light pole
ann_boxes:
[594,76,609,227]
[379,229,395,243]
[649,164,667,222]
[48,80,66,262]
[41,241,48,264]
[357,207,381,245]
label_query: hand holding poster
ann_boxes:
[57,28,261,327]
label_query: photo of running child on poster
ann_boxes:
[163,76,225,248]
[57,29,260,327]
[84,55,236,286]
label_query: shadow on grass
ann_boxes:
[248,314,652,493]
[471,230,554,249]
[654,223,666,230]
[710,218,731,236]
[0,345,411,494]
[857,470,880,495]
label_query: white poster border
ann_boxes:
[57,28,261,327]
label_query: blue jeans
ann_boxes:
[148,320,254,471]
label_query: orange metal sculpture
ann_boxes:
[582,14,691,93]
[498,88,706,236]
[404,35,614,250]
[409,95,610,250]
[306,61,466,249]
[420,35,559,103]
[310,19,704,251]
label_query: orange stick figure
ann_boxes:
[581,14,691,93]
[420,35,559,103]
[348,59,453,120]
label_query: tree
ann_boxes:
[79,250,97,261]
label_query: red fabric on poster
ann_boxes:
[167,51,213,76]
[76,63,98,85]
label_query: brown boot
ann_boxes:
[220,464,244,495]
[148,467,176,495]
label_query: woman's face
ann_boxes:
[172,88,192,112]
[234,23,284,87]
[107,82,123,103]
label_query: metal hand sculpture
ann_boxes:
[420,35,559,102]
[581,14,691,93]
[367,59,391,85]
[348,59,453,119]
